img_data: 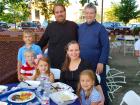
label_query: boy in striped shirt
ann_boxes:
[20,49,35,81]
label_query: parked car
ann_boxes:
[32,21,41,28]
[18,21,40,31]
[103,22,119,30]
[0,22,10,31]
[128,23,140,30]
[103,22,130,34]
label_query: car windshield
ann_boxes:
[0,22,9,28]
[21,22,36,27]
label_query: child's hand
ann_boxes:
[96,63,104,74]
[23,77,29,81]
[49,72,54,82]
[34,54,43,64]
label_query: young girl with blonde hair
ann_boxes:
[77,70,102,105]
[33,57,54,82]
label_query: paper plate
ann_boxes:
[49,90,78,105]
[8,91,35,103]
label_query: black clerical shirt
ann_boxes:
[37,20,78,69]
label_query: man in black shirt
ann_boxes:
[37,3,78,69]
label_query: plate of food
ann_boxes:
[8,91,35,103]
[49,90,78,105]
[51,82,74,92]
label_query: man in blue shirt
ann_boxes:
[78,3,109,105]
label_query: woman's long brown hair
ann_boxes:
[77,70,96,99]
[61,40,80,71]
[33,57,51,80]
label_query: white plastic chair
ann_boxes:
[136,70,140,76]
[123,36,135,56]
[120,90,140,105]
[106,65,126,102]
[106,65,126,84]
[50,68,61,80]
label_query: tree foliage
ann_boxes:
[79,0,87,6]
[32,0,69,20]
[114,0,140,24]
[79,0,98,6]
[0,0,30,23]
[0,2,5,14]
[104,3,119,22]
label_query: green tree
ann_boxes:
[114,0,140,24]
[137,17,140,22]
[79,0,98,6]
[104,3,119,22]
[0,2,5,14]
[32,0,69,20]
[79,0,87,6]
[0,0,30,28]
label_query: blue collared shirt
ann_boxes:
[78,21,109,70]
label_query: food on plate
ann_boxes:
[51,82,72,91]
[49,90,78,104]
[50,87,57,93]
[54,84,64,90]
[59,93,71,101]
[10,92,33,102]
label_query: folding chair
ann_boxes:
[50,68,61,80]
[106,65,126,84]
[120,90,140,105]
[136,57,140,76]
[106,65,126,102]
[107,82,122,102]
[136,70,140,76]
[110,35,117,50]
[123,36,135,56]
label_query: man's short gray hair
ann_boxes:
[84,3,97,13]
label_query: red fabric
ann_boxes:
[20,62,35,77]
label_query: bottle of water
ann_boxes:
[41,91,50,105]
[38,73,46,90]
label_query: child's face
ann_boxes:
[25,53,34,63]
[67,43,80,60]
[80,75,94,91]
[37,60,48,73]
[23,34,33,44]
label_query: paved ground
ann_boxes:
[109,47,140,105]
